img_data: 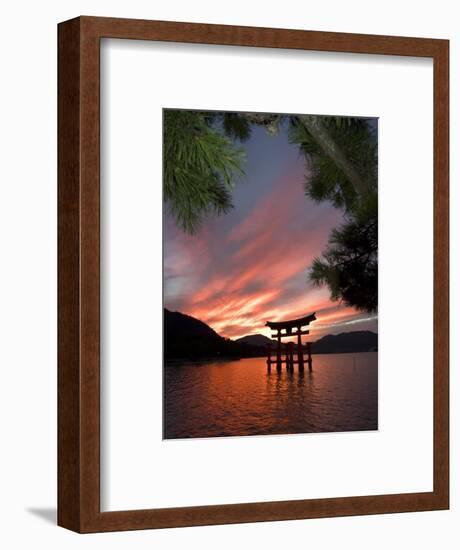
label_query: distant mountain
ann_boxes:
[235,334,273,347]
[236,333,289,351]
[311,331,377,354]
[235,331,377,355]
[164,309,265,360]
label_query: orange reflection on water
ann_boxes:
[164,353,378,439]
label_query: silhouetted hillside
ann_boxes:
[311,331,377,354]
[237,332,377,355]
[235,334,273,347]
[164,309,264,360]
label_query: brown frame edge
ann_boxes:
[58,15,449,533]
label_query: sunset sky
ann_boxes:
[164,120,378,340]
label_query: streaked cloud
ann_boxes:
[164,124,377,340]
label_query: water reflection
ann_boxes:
[164,353,377,439]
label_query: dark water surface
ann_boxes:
[164,352,377,439]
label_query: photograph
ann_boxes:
[163,108,378,439]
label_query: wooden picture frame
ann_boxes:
[58,16,449,533]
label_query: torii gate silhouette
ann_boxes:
[265,312,316,372]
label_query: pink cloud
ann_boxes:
[164,162,362,340]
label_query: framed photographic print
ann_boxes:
[58,16,449,532]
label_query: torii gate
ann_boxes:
[265,312,316,372]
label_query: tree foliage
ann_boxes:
[310,217,377,312]
[289,116,377,211]
[163,110,245,233]
[289,116,378,313]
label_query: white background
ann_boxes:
[0,0,457,548]
[101,40,433,511]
